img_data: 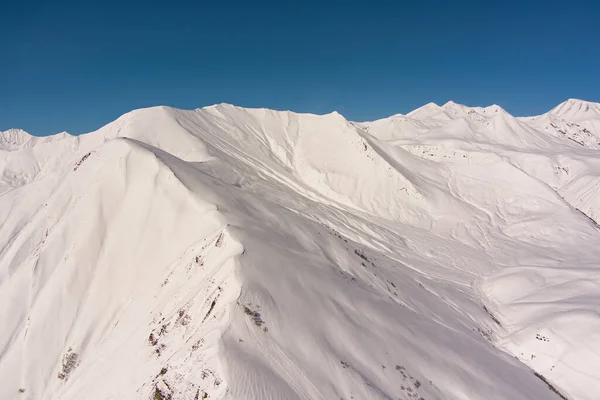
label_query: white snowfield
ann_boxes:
[0,99,599,400]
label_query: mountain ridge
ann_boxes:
[1,99,599,400]
[3,98,600,143]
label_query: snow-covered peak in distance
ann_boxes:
[401,101,507,122]
[1,99,600,400]
[518,99,600,149]
[548,98,600,121]
[0,128,71,151]
[364,100,552,149]
[0,128,32,151]
[405,102,444,119]
[442,100,506,116]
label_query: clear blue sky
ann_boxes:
[1,0,598,136]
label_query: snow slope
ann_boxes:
[519,99,600,149]
[1,100,599,400]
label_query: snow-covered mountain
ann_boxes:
[1,99,599,400]
[519,99,600,149]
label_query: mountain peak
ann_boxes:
[406,102,442,119]
[549,98,600,121]
[442,100,463,108]
[1,127,31,137]
[441,101,506,114]
[0,128,35,151]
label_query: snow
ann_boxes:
[519,99,600,149]
[1,99,600,400]
[549,99,600,121]
[0,129,72,152]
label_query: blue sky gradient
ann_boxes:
[1,0,599,135]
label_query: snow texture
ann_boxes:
[1,99,600,400]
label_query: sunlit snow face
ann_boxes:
[1,99,599,400]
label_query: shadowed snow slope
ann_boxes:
[1,100,599,400]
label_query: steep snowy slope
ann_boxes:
[1,101,599,400]
[363,99,600,400]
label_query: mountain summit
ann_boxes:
[549,98,600,121]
